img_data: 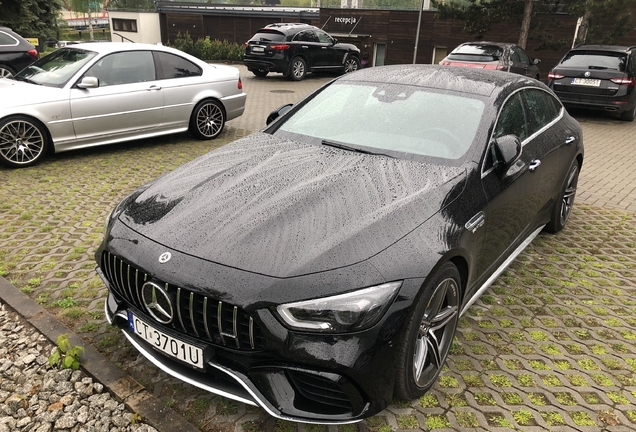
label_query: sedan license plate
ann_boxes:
[251,46,265,53]
[128,311,205,369]
[571,78,601,87]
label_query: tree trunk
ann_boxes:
[518,0,533,48]
[575,8,592,46]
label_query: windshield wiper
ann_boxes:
[321,139,395,158]
[13,76,41,85]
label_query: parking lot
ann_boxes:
[1,65,636,431]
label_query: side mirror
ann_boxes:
[533,58,541,65]
[266,103,293,125]
[493,134,522,176]
[77,76,99,89]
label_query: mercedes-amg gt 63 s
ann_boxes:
[96,65,583,423]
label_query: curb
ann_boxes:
[0,275,199,432]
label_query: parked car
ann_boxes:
[96,65,583,423]
[0,26,39,78]
[243,23,361,81]
[440,41,541,79]
[547,45,636,121]
[0,42,246,168]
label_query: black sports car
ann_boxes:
[96,65,583,423]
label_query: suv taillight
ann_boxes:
[610,77,636,86]
[27,49,39,60]
[547,71,565,81]
[270,44,290,51]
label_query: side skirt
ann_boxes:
[459,224,545,316]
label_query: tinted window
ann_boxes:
[448,44,503,61]
[523,89,561,134]
[493,92,528,141]
[155,51,201,79]
[0,31,18,46]
[249,31,285,43]
[294,31,318,43]
[560,50,627,72]
[315,30,333,44]
[512,47,530,64]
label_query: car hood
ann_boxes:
[118,132,466,278]
[0,79,64,108]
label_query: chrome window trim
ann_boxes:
[0,30,19,47]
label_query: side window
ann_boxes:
[629,52,636,76]
[294,31,317,43]
[315,30,333,44]
[493,92,528,142]
[523,89,560,135]
[87,51,155,86]
[516,47,531,65]
[510,47,522,63]
[0,31,18,46]
[154,52,202,79]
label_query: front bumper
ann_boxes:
[96,245,420,423]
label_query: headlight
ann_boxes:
[276,281,402,333]
[103,208,114,238]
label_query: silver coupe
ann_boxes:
[0,42,246,168]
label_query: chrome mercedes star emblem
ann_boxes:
[141,281,173,324]
[584,71,591,77]
[159,252,172,263]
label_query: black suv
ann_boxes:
[244,23,361,81]
[547,45,636,121]
[0,27,39,78]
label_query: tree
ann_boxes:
[0,0,63,38]
[433,0,636,48]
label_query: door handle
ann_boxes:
[147,85,162,91]
[322,47,328,49]
[465,212,485,233]
[529,159,541,171]
[565,136,576,144]
[301,45,309,49]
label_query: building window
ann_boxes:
[112,19,138,33]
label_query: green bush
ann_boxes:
[169,32,243,62]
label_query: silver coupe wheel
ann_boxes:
[190,100,225,139]
[0,117,47,167]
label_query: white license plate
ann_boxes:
[251,46,264,52]
[128,311,205,369]
[571,78,601,87]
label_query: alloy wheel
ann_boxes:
[0,119,45,166]
[196,102,224,138]
[559,164,578,226]
[412,277,459,388]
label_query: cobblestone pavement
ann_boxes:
[1,67,635,431]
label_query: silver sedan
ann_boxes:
[0,42,246,168]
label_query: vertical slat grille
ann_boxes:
[101,251,265,351]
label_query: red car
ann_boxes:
[440,41,541,80]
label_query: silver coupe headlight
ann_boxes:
[276,281,402,333]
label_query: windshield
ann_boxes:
[14,48,97,88]
[275,81,485,161]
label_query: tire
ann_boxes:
[288,57,307,81]
[0,116,49,168]
[394,262,461,400]
[0,64,15,78]
[545,162,579,233]
[252,69,269,78]
[620,105,636,122]
[189,100,225,140]
[344,56,360,74]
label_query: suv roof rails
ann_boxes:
[266,23,311,28]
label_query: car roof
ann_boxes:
[457,41,514,48]
[572,45,635,53]
[60,42,187,56]
[337,64,541,98]
[259,23,316,34]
